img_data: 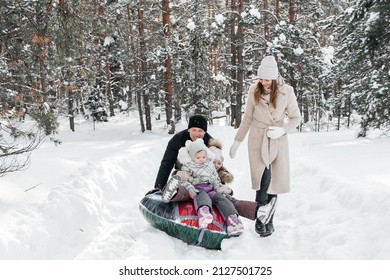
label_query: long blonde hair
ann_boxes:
[254,80,278,108]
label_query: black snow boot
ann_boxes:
[263,214,275,237]
[255,213,275,237]
[255,218,267,236]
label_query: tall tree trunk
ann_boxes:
[68,89,75,132]
[136,3,146,132]
[33,2,50,102]
[93,1,106,111]
[334,79,342,131]
[105,49,115,117]
[208,0,218,76]
[230,0,237,126]
[138,2,151,130]
[275,0,280,20]
[39,57,47,101]
[315,81,321,132]
[289,0,296,24]
[346,94,351,128]
[263,0,269,41]
[162,0,174,125]
[126,5,135,110]
[235,0,244,128]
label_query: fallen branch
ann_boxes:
[24,183,42,192]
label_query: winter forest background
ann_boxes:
[1,0,389,177]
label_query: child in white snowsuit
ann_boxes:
[177,139,244,235]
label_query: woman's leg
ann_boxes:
[255,168,277,237]
[255,168,271,205]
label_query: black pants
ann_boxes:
[255,168,277,206]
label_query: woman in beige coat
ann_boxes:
[229,56,301,237]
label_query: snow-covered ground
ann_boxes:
[1,112,390,263]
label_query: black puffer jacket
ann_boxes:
[154,129,213,189]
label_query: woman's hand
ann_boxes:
[267,126,285,139]
[229,140,241,158]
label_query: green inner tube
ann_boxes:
[139,193,240,250]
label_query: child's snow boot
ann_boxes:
[161,175,181,202]
[198,205,213,228]
[226,214,244,235]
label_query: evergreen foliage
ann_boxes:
[334,0,390,136]
[0,0,388,142]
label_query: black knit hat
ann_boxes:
[188,115,208,132]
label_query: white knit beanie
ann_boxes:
[257,56,278,80]
[186,139,208,161]
[209,146,224,162]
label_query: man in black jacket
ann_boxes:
[153,115,212,201]
[148,115,265,228]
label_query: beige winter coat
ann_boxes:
[234,79,301,194]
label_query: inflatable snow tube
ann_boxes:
[139,192,240,250]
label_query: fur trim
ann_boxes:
[178,144,215,164]
[218,166,234,184]
[177,147,192,164]
[208,138,223,150]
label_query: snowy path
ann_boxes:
[1,116,389,259]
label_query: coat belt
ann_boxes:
[261,132,278,168]
[251,122,279,169]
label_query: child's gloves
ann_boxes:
[229,140,241,158]
[216,185,233,195]
[184,185,199,199]
[176,170,193,182]
[266,126,286,140]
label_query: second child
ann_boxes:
[177,139,244,235]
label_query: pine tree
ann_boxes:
[335,0,390,136]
